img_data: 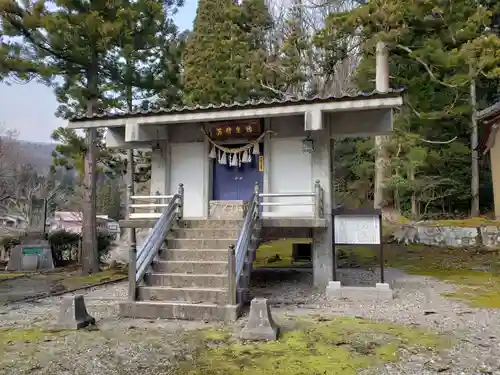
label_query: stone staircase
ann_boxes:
[119,219,247,322]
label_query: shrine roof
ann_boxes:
[69,88,405,123]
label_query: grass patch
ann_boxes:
[26,268,127,291]
[342,244,500,308]
[0,327,69,352]
[176,316,450,375]
[423,217,500,228]
[0,272,25,280]
[253,239,311,268]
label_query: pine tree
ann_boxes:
[183,0,273,105]
[0,0,154,274]
[319,0,500,217]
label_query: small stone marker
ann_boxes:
[240,297,279,341]
[55,295,96,330]
[6,241,54,272]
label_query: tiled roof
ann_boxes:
[477,100,500,121]
[70,89,405,122]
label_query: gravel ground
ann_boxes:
[2,268,500,374]
[251,267,500,375]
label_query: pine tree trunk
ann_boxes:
[81,57,100,275]
[409,166,418,219]
[374,42,390,211]
[374,136,389,209]
[470,72,480,217]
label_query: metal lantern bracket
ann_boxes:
[331,207,385,284]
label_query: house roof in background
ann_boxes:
[69,89,406,122]
[477,101,500,154]
[477,101,500,121]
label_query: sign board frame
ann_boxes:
[209,118,262,140]
[332,208,385,284]
[22,247,44,256]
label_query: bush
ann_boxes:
[48,230,80,267]
[97,231,113,261]
[48,230,114,267]
[0,234,23,257]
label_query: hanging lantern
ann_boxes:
[302,135,314,153]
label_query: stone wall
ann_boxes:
[392,223,500,249]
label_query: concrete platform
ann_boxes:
[325,281,393,301]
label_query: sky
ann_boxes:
[0,0,198,143]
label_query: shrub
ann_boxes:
[0,233,24,258]
[97,231,113,261]
[48,230,80,267]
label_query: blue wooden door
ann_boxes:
[236,157,263,201]
[213,144,264,202]
[213,163,238,200]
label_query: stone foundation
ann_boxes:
[393,223,500,249]
[325,281,393,301]
[208,200,247,219]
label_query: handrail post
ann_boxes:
[177,183,184,219]
[126,149,137,301]
[155,190,161,215]
[314,179,321,219]
[254,181,260,217]
[227,245,237,305]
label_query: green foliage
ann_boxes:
[183,0,274,105]
[47,229,112,267]
[321,0,500,218]
[0,235,22,255]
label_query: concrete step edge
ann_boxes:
[139,286,227,292]
[154,260,228,265]
[149,272,227,278]
[129,300,235,308]
[166,238,238,241]
[162,249,229,252]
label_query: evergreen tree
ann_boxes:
[183,0,273,105]
[0,0,178,273]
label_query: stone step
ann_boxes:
[138,286,228,304]
[153,260,228,274]
[159,249,228,262]
[174,220,243,230]
[169,228,240,239]
[166,238,235,250]
[145,272,228,288]
[119,300,239,321]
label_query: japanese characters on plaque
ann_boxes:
[210,119,262,139]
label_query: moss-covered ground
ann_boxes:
[0,272,25,281]
[254,233,500,308]
[174,315,451,375]
[337,243,500,308]
[253,239,311,268]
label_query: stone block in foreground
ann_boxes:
[326,281,393,301]
[240,298,279,341]
[55,295,96,330]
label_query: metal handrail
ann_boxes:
[228,183,260,305]
[257,179,323,218]
[129,183,184,300]
[135,198,178,281]
[235,196,259,281]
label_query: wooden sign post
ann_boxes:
[332,208,384,283]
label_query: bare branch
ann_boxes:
[420,136,458,144]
